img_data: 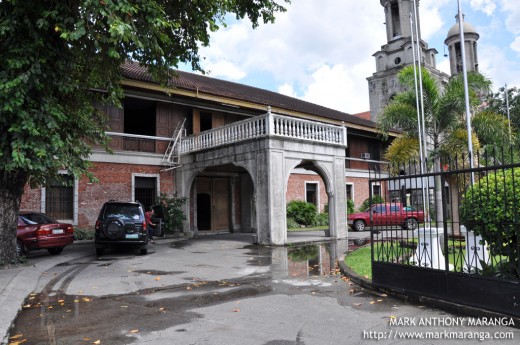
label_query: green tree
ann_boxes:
[459,168,520,278]
[485,85,520,149]
[0,0,288,264]
[378,66,510,224]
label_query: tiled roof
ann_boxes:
[121,61,377,128]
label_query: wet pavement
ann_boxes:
[5,233,520,344]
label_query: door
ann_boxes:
[195,177,230,231]
[212,178,230,230]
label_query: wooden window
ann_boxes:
[45,175,73,221]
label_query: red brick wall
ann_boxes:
[287,173,374,213]
[20,162,176,229]
[286,173,328,212]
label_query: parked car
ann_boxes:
[94,201,148,256]
[347,203,425,231]
[17,212,74,255]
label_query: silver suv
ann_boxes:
[94,201,148,256]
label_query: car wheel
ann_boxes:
[404,218,418,230]
[140,247,148,255]
[48,247,64,255]
[16,240,25,256]
[353,220,366,232]
[96,247,105,256]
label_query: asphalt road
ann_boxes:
[5,234,520,345]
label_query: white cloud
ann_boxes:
[501,0,520,35]
[196,0,386,113]
[511,37,520,53]
[278,83,296,98]
[470,0,496,15]
[185,0,520,114]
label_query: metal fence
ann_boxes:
[369,147,520,317]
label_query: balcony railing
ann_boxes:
[180,112,347,154]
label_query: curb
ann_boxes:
[338,250,520,327]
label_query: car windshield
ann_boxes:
[103,204,141,221]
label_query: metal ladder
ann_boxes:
[161,118,186,170]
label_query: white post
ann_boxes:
[413,227,452,270]
[460,225,489,272]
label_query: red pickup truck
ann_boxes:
[347,203,425,231]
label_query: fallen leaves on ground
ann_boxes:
[129,329,139,334]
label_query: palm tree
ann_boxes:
[378,66,511,227]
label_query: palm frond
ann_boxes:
[472,109,513,147]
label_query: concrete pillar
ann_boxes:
[330,157,347,239]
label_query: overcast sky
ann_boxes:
[180,0,520,115]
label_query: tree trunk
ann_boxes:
[0,169,28,265]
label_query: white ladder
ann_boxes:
[161,119,186,170]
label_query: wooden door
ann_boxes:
[212,177,230,230]
[195,177,230,231]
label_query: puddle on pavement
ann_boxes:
[9,237,401,345]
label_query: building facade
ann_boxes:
[20,61,395,245]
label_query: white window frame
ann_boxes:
[41,170,78,225]
[131,173,161,203]
[346,183,354,202]
[305,181,319,208]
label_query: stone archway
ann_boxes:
[176,135,346,245]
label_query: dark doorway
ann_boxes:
[197,193,211,230]
[200,112,212,132]
[124,98,156,136]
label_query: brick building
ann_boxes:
[20,61,395,244]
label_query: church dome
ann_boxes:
[447,15,478,39]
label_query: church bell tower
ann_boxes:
[444,14,480,76]
[367,0,449,121]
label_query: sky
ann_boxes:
[179,0,520,115]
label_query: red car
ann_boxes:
[17,212,74,255]
[347,203,425,231]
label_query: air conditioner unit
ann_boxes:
[361,153,371,159]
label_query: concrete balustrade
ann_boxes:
[180,112,346,154]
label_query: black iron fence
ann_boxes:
[369,148,520,317]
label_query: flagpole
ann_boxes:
[457,0,475,183]
[505,84,511,142]
[410,12,424,174]
[413,0,428,169]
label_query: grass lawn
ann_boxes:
[345,240,507,279]
[344,245,372,279]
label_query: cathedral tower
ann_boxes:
[367,0,449,121]
[444,14,480,76]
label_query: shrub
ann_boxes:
[286,217,300,229]
[358,195,385,212]
[156,193,188,233]
[286,200,317,226]
[347,199,355,215]
[314,212,329,227]
[73,228,95,240]
[459,168,520,278]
